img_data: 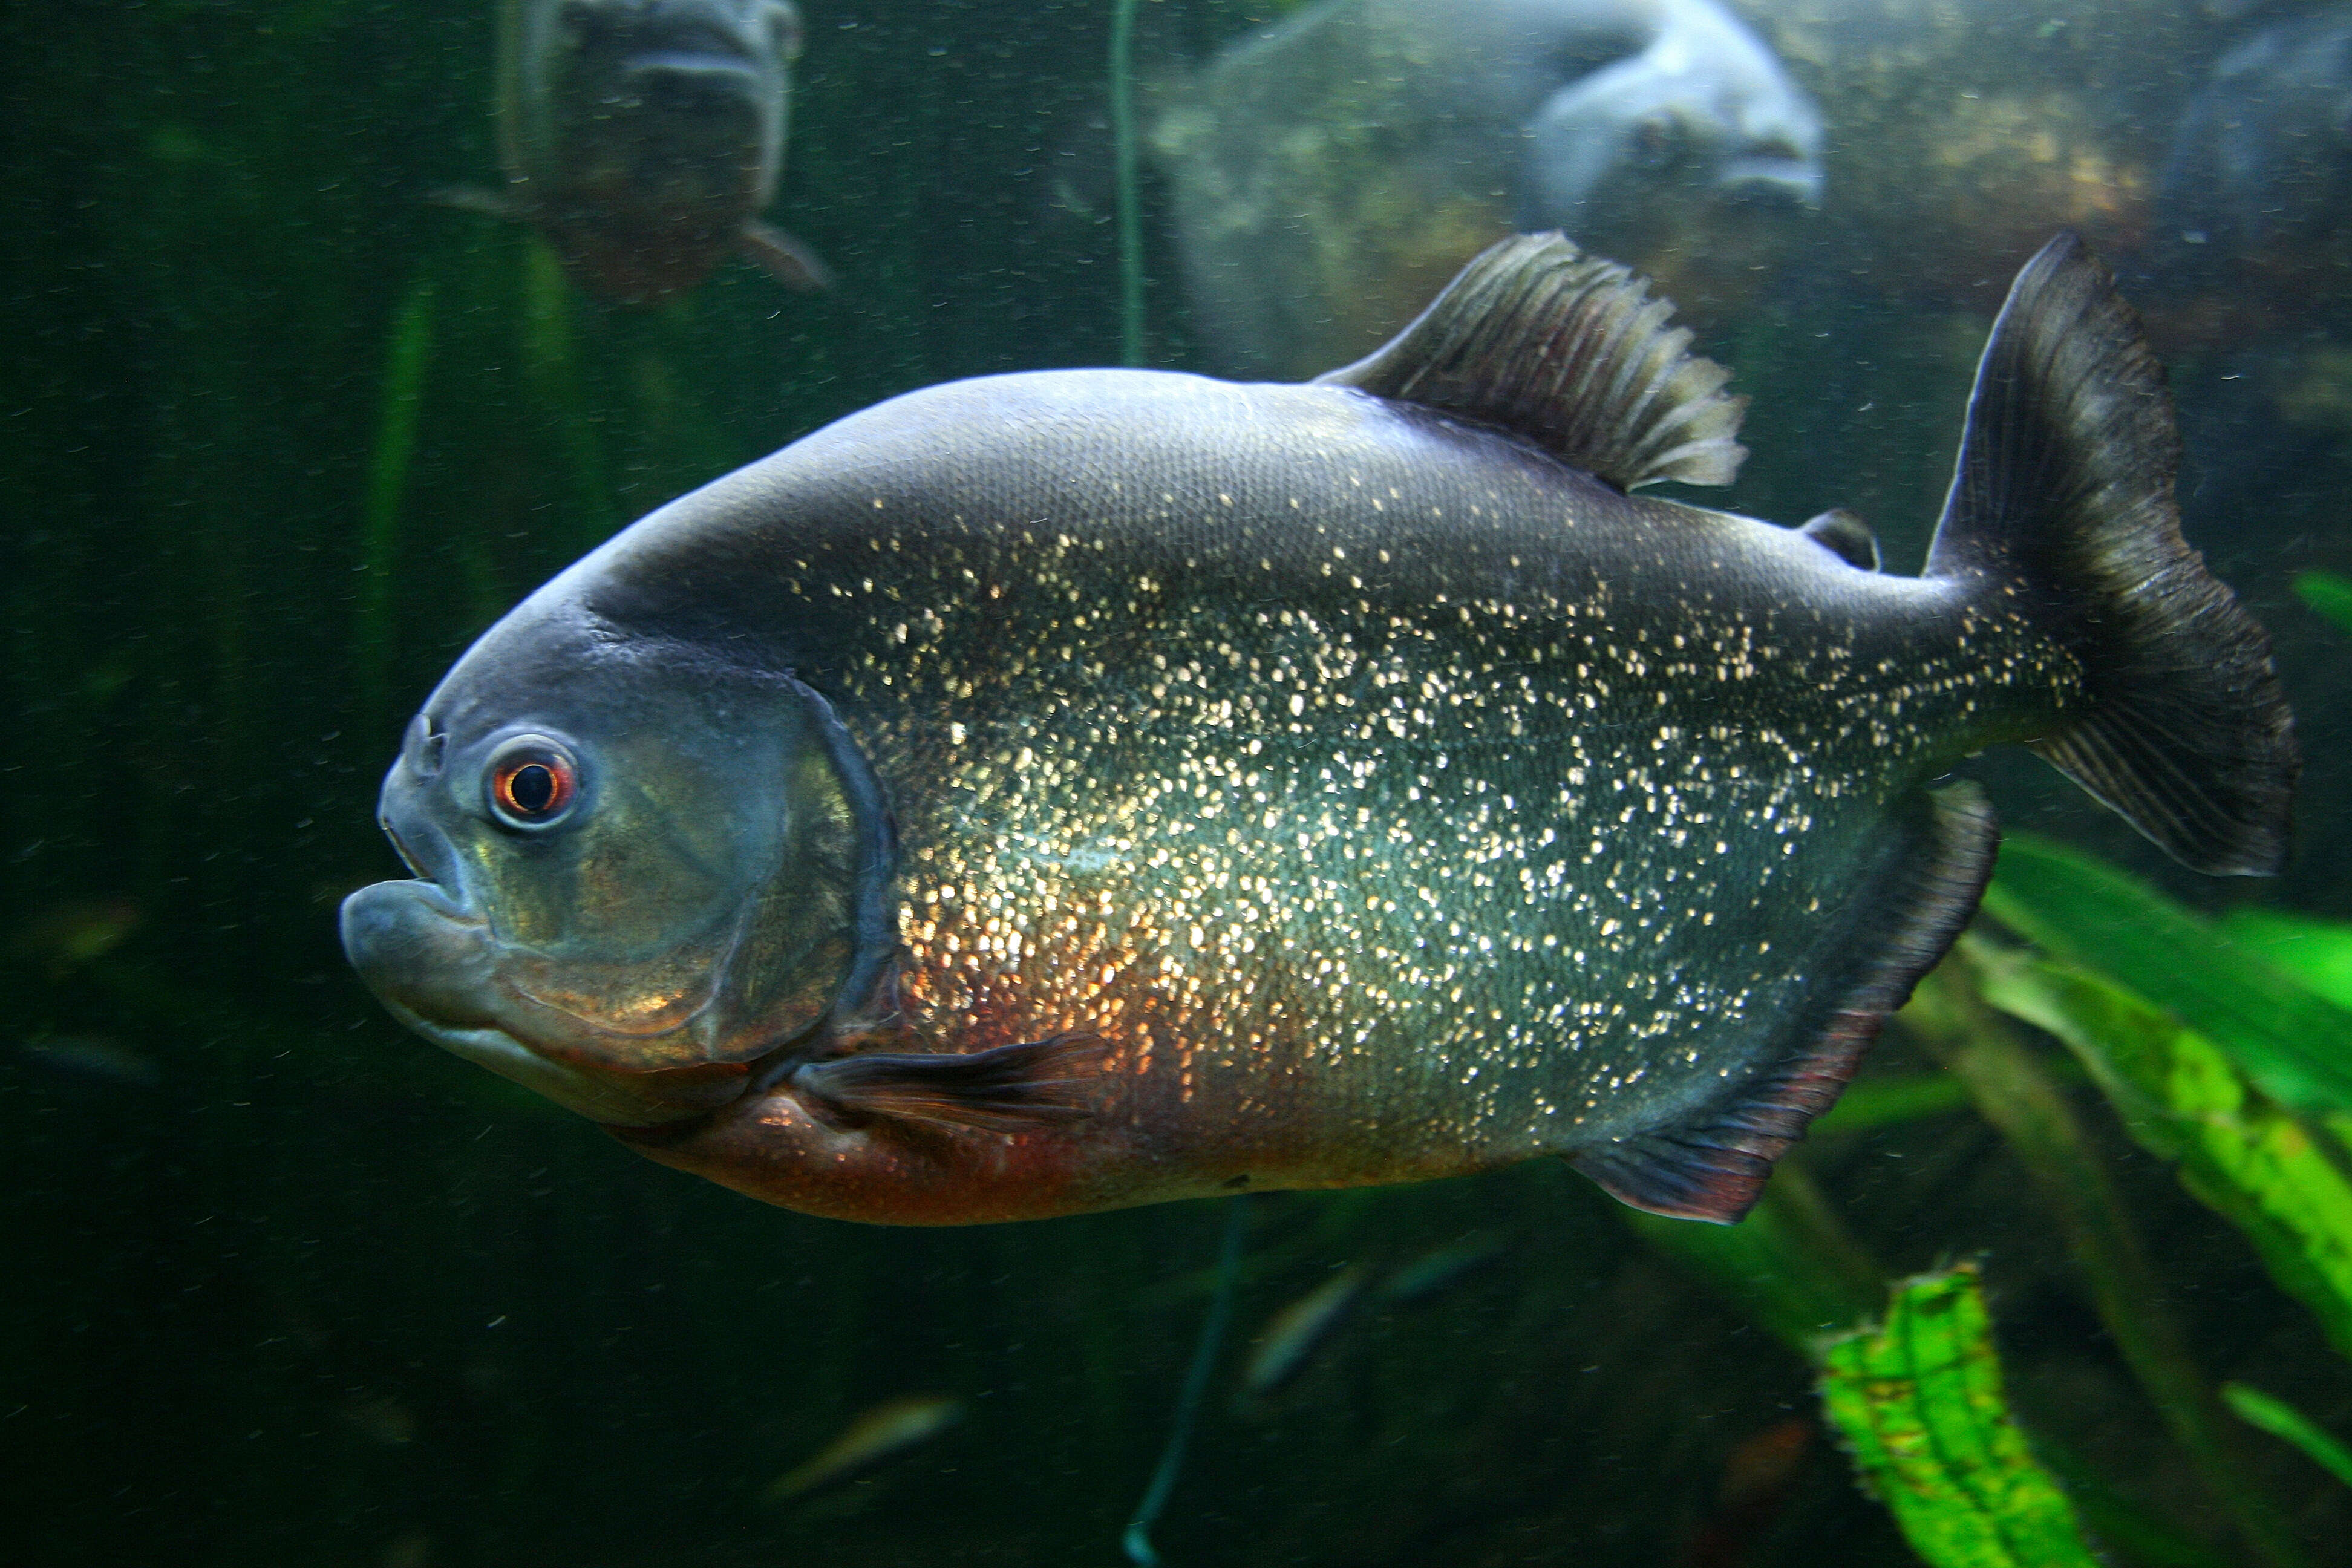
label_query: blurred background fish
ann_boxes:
[2161,5,2352,314]
[1377,1230,1511,1306]
[8,897,143,979]
[1240,1267,1367,1402]
[1152,0,1823,377]
[760,1394,967,1503]
[446,0,830,304]
[18,1036,162,1094]
[1675,1417,1814,1568]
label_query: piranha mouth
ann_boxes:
[339,877,725,1128]
[1713,157,1823,210]
[619,53,766,122]
[626,48,759,76]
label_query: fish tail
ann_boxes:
[1924,232,2297,875]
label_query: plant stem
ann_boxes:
[1123,1194,1249,1565]
[1905,962,2311,1568]
[1625,1160,1883,1351]
[519,238,618,547]
[1108,0,1145,367]
[356,275,437,742]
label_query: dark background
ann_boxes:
[4,2,2349,1563]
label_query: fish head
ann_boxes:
[509,0,802,209]
[341,595,874,1126]
[1520,4,1821,280]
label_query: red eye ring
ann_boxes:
[485,737,580,827]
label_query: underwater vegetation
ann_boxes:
[1815,1266,2102,1568]
[1632,822,2352,1568]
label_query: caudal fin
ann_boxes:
[1924,234,2298,875]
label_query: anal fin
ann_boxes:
[1573,784,1999,1223]
[791,1033,1106,1134]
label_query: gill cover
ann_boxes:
[344,637,890,1125]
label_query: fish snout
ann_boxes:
[625,0,771,75]
[340,878,750,1126]
[340,878,498,1032]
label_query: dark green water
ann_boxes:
[8,2,2352,1564]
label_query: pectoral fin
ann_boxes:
[789,1034,1107,1134]
[739,220,834,292]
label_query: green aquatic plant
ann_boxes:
[1815,1266,2102,1568]
[1122,1197,1249,1566]
[1808,1069,1974,1134]
[1904,959,2310,1567]
[355,275,438,741]
[1967,937,2352,1361]
[1647,825,2352,1564]
[1108,0,1146,367]
[2223,1383,2352,1491]
[1624,1163,1881,1351]
[1981,835,2352,1120]
[2221,907,2352,1012]
[520,237,621,548]
[2027,1436,2240,1568]
[2295,568,2352,638]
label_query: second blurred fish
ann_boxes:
[452,0,831,305]
[760,1394,965,1503]
[1379,1230,1510,1306]
[1241,1267,1367,1400]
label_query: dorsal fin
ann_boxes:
[1313,232,1748,491]
[1798,508,1881,571]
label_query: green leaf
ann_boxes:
[1623,1165,1883,1351]
[1814,1264,2102,1568]
[2223,1383,2352,1490]
[2220,909,2352,1014]
[1809,1070,1972,1135]
[1982,837,2352,1116]
[1967,941,2352,1360]
[2295,569,2352,639]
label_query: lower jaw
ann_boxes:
[396,1010,715,1126]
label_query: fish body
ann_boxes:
[11,896,143,976]
[344,235,2294,1227]
[486,0,826,304]
[1155,0,1821,377]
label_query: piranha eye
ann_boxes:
[485,736,581,829]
